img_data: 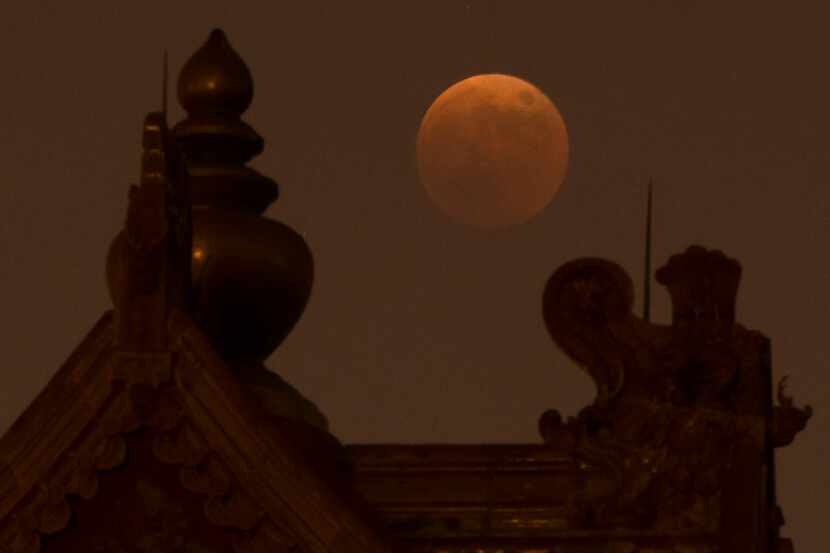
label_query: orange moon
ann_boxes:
[416,74,569,228]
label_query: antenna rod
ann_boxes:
[643,178,653,322]
[162,50,169,117]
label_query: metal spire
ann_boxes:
[162,49,169,117]
[643,178,653,322]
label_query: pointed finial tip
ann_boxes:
[208,28,227,44]
[177,28,253,116]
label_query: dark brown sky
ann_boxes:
[1,1,828,549]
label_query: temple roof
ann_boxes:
[0,25,813,553]
[0,309,394,553]
[0,29,392,553]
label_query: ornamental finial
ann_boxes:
[655,246,742,328]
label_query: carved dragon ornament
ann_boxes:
[538,249,812,532]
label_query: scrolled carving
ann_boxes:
[90,434,127,471]
[153,420,209,466]
[770,376,813,448]
[544,258,635,324]
[95,388,142,435]
[564,398,759,531]
[141,383,292,544]
[542,258,636,404]
[655,245,741,327]
[539,246,806,536]
[3,363,282,553]
[180,454,232,496]
[145,385,186,432]
[537,409,578,451]
[111,351,173,388]
[35,496,70,536]
[3,423,133,552]
[655,337,742,408]
[204,489,265,531]
[63,461,98,500]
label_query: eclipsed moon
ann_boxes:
[416,74,569,228]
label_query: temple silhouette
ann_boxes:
[0,29,812,553]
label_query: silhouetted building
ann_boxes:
[0,30,811,553]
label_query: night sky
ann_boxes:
[1,1,828,549]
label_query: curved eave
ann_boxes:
[0,311,115,520]
[0,309,397,553]
[167,309,398,553]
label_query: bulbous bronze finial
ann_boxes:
[170,30,313,378]
[172,28,272,212]
[109,29,324,435]
[178,29,254,116]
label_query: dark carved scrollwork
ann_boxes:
[771,376,813,448]
[107,107,191,351]
[3,347,299,553]
[114,112,171,303]
[542,258,638,405]
[539,246,811,534]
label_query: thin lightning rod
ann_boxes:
[643,178,653,323]
[162,50,169,117]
